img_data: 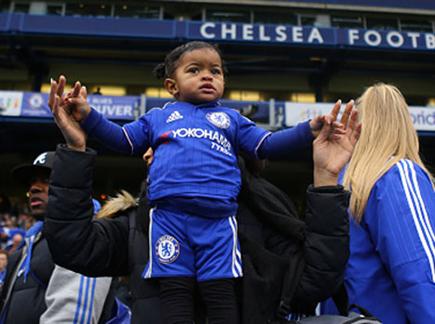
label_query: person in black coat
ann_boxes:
[45,95,359,323]
[1,152,115,324]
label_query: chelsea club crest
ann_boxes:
[206,112,231,129]
[156,235,180,264]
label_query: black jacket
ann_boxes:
[237,160,349,322]
[0,236,53,323]
[45,145,350,324]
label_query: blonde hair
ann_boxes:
[96,190,136,219]
[343,83,433,221]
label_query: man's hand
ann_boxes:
[312,100,361,187]
[143,148,154,168]
[48,76,88,151]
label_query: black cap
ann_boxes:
[12,152,55,185]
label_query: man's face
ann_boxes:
[27,172,49,219]
[0,254,7,271]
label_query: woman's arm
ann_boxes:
[365,161,435,323]
[44,145,130,277]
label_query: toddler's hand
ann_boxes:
[309,100,345,138]
[309,115,324,138]
[63,79,91,122]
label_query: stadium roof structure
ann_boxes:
[160,0,435,15]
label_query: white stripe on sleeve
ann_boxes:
[397,160,435,282]
[254,132,272,158]
[122,127,134,155]
[406,160,435,243]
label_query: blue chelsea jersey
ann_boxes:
[123,101,270,217]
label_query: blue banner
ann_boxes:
[1,91,270,124]
[1,14,434,52]
[2,90,434,133]
[22,93,51,117]
[7,14,177,39]
[88,95,139,120]
[16,92,138,120]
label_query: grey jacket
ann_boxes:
[0,232,112,323]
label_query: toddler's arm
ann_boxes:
[257,121,313,159]
[81,108,136,154]
[237,113,313,160]
[81,108,150,155]
[242,100,353,161]
[49,75,149,155]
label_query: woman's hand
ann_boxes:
[313,100,360,187]
[48,75,88,151]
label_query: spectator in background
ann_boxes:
[0,215,25,253]
[0,194,11,216]
[0,152,115,324]
[6,233,23,255]
[0,250,7,287]
[17,211,35,231]
[92,86,102,95]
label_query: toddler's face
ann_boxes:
[168,48,224,104]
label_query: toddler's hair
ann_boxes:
[153,41,225,79]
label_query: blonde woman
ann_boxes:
[325,83,435,323]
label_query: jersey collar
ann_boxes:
[171,100,221,109]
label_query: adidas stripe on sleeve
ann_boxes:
[41,265,112,323]
[364,159,435,323]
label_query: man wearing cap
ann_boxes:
[0,152,115,323]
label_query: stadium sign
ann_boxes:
[347,29,435,50]
[89,96,138,120]
[0,91,22,116]
[284,103,435,131]
[1,90,434,132]
[0,91,139,120]
[192,22,435,51]
[199,23,328,44]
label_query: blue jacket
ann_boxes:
[324,159,435,323]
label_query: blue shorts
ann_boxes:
[142,207,243,282]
